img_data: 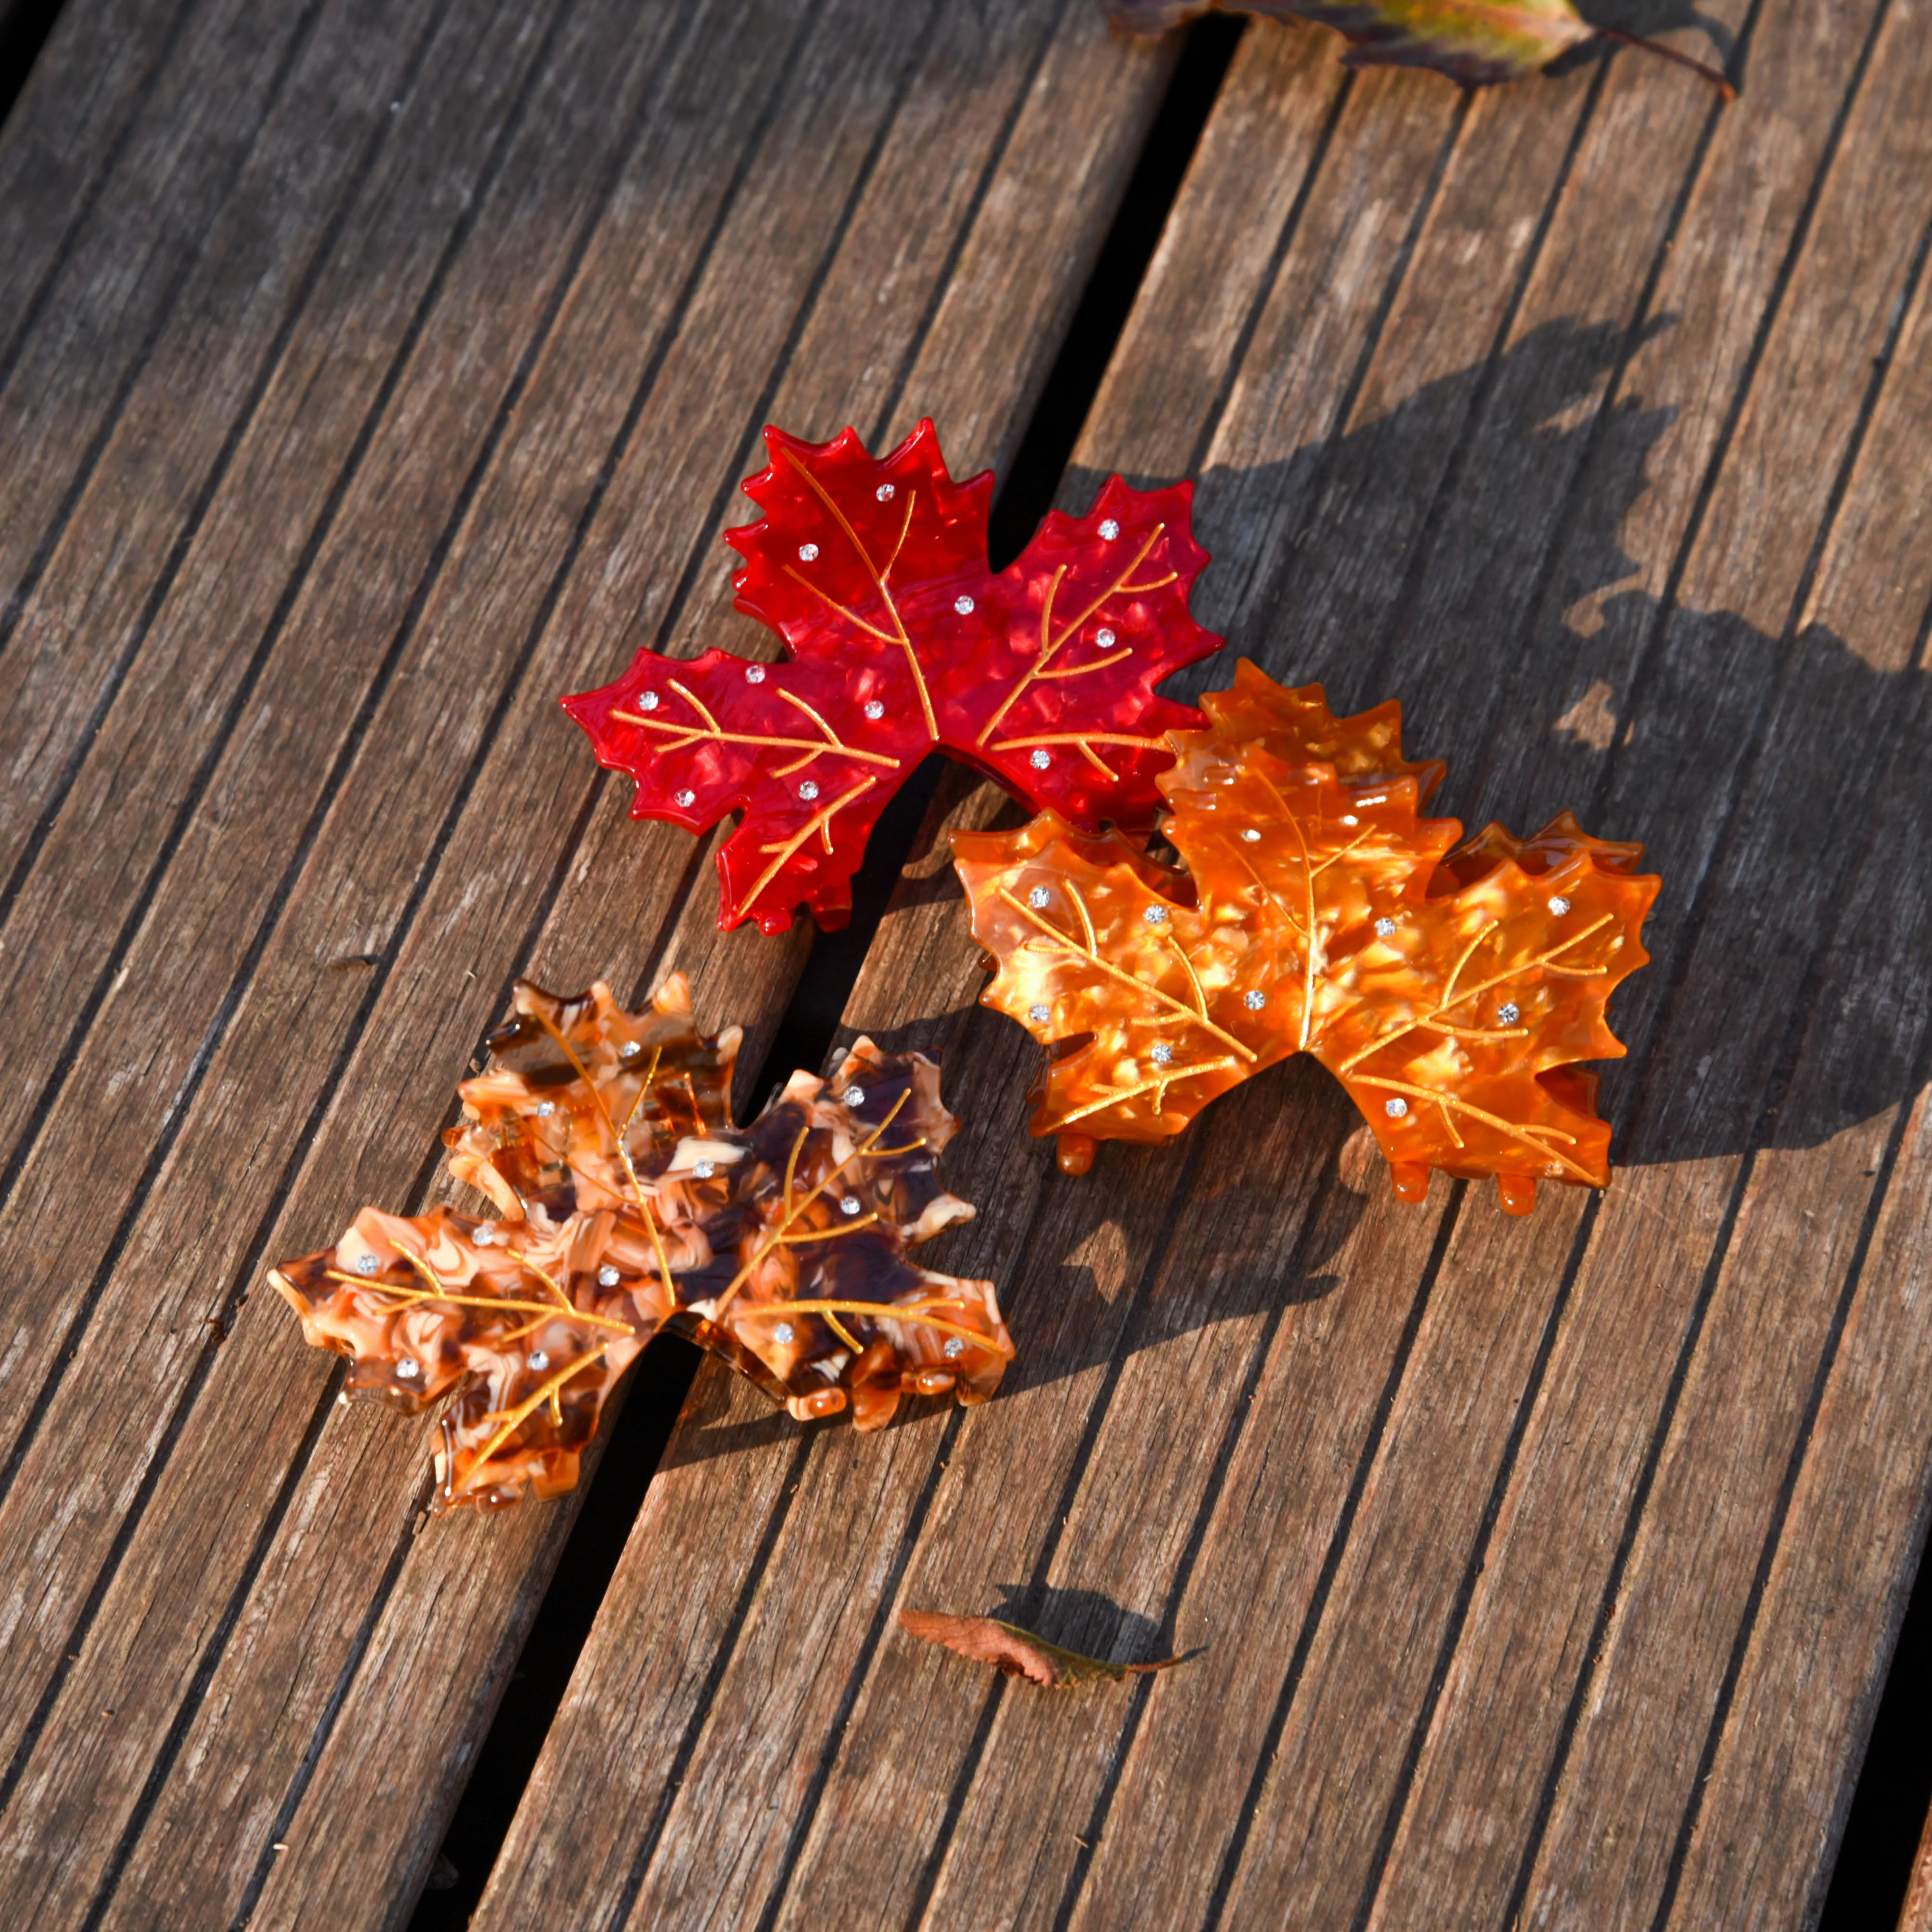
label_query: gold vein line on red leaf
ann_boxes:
[560,418,1224,933]
[271,973,1011,1512]
[953,661,1660,1216]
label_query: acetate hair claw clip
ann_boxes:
[272,975,1009,1511]
[562,418,1223,934]
[954,661,1660,1215]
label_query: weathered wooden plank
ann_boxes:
[1361,12,1932,1922]
[0,2,1178,1925]
[0,0,193,351]
[0,0,666,1814]
[0,0,338,858]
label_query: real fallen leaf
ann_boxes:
[1102,0,1733,96]
[563,419,1222,933]
[899,1609,1185,1687]
[953,660,1659,1213]
[274,974,1012,1511]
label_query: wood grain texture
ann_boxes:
[0,0,1176,1925]
[1,0,1928,1924]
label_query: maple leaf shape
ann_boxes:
[273,974,1011,1511]
[953,661,1659,1215]
[1101,0,1732,96]
[561,419,1222,933]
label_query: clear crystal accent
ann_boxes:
[638,691,659,711]
[1029,886,1050,908]
[1340,814,1358,826]
[528,1350,549,1372]
[674,788,695,808]
[798,543,819,561]
[1099,518,1120,540]
[774,1323,794,1345]
[1029,748,1051,769]
[1029,1002,1050,1023]
[536,1101,554,1117]
[876,483,895,501]
[353,1252,381,1275]
[798,780,819,801]
[954,594,975,615]
[1097,627,1116,647]
[843,1086,865,1106]
[694,1159,715,1179]
[1545,1164,1565,1178]
[1498,1003,1520,1025]
[1150,1042,1173,1065]
[598,1264,620,1287]
[1385,1097,1409,1118]
[1241,828,1261,843]
[621,1040,640,1056]
[396,1358,419,1379]
[840,1195,861,1215]
[1244,990,1265,1009]
[1375,917,1397,937]
[1548,895,1571,915]
[745,664,765,683]
[1144,904,1169,924]
[944,1337,965,1358]
[864,699,884,719]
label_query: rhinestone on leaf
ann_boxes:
[1498,1003,1520,1025]
[1385,1097,1409,1118]
[840,1195,861,1215]
[1549,896,1571,915]
[620,1040,640,1057]
[1241,828,1260,843]
[774,1322,794,1345]
[1029,748,1051,770]
[1545,1164,1565,1178]
[528,1350,549,1373]
[536,1101,555,1117]
[1029,886,1050,908]
[1244,989,1266,1010]
[1340,814,1359,826]
[1029,1002,1050,1023]
[798,780,820,801]
[798,543,819,562]
[473,1226,496,1246]
[943,1336,965,1359]
[843,1086,865,1106]
[876,483,895,502]
[1150,1042,1173,1066]
[353,1252,381,1276]
[694,1159,715,1180]
[396,1358,420,1380]
[1096,627,1116,647]
[674,788,696,808]
[598,1264,620,1288]
[638,691,659,711]
[745,664,766,684]
[954,594,975,615]
[1375,917,1397,938]
[864,699,884,719]
[1144,904,1169,925]
[1099,518,1120,540]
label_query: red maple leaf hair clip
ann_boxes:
[272,975,1010,1511]
[954,663,1660,1215]
[563,420,1223,933]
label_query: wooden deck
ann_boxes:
[1,0,1929,1925]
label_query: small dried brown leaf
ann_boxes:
[899,1609,1184,1687]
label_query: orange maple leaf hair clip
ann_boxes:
[272,975,1010,1511]
[953,661,1660,1215]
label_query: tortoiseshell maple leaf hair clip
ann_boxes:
[273,975,1010,1512]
